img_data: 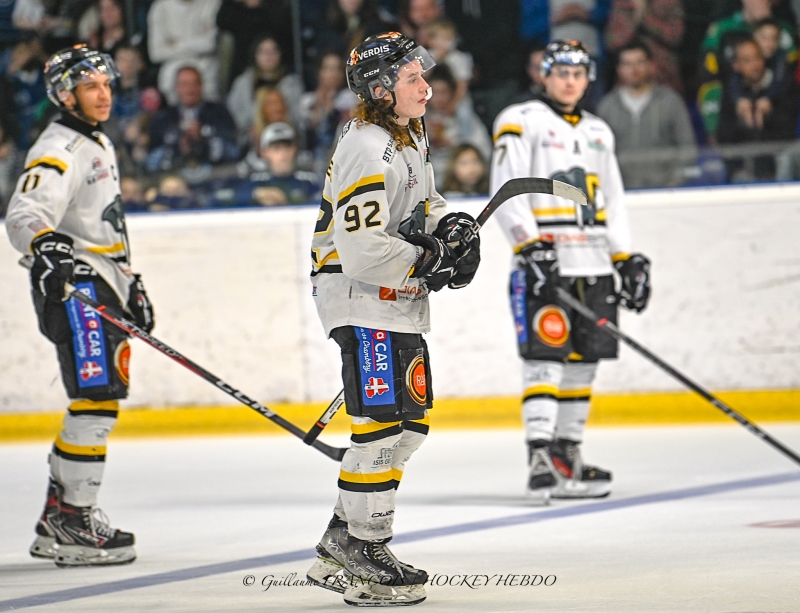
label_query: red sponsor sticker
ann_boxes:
[534,306,570,347]
[406,355,427,405]
[379,287,397,301]
[114,341,131,385]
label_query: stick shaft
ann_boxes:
[556,287,800,467]
[303,389,346,445]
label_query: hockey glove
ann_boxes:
[614,253,651,313]
[31,231,75,302]
[433,212,481,289]
[518,240,559,301]
[127,274,155,332]
[406,231,458,292]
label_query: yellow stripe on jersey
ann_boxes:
[596,209,607,221]
[493,123,523,142]
[407,414,430,426]
[54,435,107,457]
[350,420,402,435]
[512,237,543,254]
[558,388,592,399]
[26,156,69,175]
[337,174,385,209]
[611,252,629,263]
[533,207,576,217]
[319,250,340,266]
[69,400,120,412]
[86,242,126,255]
[339,468,404,484]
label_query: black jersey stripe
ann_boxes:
[337,479,399,493]
[536,220,606,228]
[337,181,385,209]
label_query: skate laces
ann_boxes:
[367,541,403,573]
[89,507,116,538]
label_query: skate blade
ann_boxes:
[551,479,611,499]
[344,584,426,607]
[55,544,136,567]
[307,557,364,594]
[29,535,57,559]
[525,488,552,505]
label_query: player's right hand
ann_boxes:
[406,231,458,292]
[31,231,75,301]
[518,240,559,301]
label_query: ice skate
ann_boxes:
[29,479,62,559]
[53,502,136,567]
[526,444,557,503]
[549,438,612,499]
[307,515,364,594]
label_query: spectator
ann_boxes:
[510,45,547,104]
[441,144,489,198]
[729,18,794,104]
[597,40,697,188]
[316,0,397,56]
[227,35,303,138]
[146,65,239,172]
[78,0,129,57]
[0,0,23,50]
[297,50,357,174]
[2,35,47,151]
[605,0,685,95]
[12,0,76,52]
[145,174,201,210]
[519,0,612,57]
[252,85,291,147]
[120,176,147,211]
[397,0,441,43]
[423,20,473,114]
[216,0,293,81]
[424,63,492,190]
[148,0,221,104]
[718,37,798,180]
[697,0,796,141]
[214,122,321,206]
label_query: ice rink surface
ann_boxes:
[1,424,799,612]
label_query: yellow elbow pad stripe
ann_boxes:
[337,174,385,209]
[493,123,523,142]
[26,156,68,175]
[611,252,630,263]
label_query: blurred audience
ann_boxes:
[78,0,130,57]
[511,45,546,104]
[2,35,47,151]
[605,0,685,95]
[227,35,303,139]
[316,0,397,56]
[441,143,489,197]
[252,85,291,148]
[398,0,442,43]
[146,65,239,172]
[597,40,697,188]
[424,20,473,113]
[148,0,221,104]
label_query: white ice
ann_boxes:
[1,424,799,612]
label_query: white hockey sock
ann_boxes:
[554,362,597,443]
[521,360,564,442]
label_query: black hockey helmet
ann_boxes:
[346,32,436,103]
[44,44,120,108]
[540,40,596,82]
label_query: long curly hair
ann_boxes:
[352,99,423,150]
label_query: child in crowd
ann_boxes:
[442,144,489,198]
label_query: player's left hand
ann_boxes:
[127,274,155,332]
[614,253,651,313]
[433,212,481,289]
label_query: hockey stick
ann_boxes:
[19,257,348,462]
[303,388,346,445]
[302,179,590,440]
[555,286,800,468]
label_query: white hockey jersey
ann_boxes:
[490,98,631,277]
[6,114,132,303]
[311,119,447,336]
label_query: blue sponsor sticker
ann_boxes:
[66,282,109,388]
[511,270,528,345]
[354,327,395,406]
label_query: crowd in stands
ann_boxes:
[2,0,800,215]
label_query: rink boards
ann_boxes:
[1,182,799,434]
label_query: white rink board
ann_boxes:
[1,183,800,413]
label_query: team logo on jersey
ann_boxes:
[406,164,418,189]
[92,157,102,170]
[355,328,396,406]
[66,282,110,389]
[114,341,130,385]
[533,306,570,348]
[405,355,427,405]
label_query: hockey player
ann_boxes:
[305,32,480,606]
[5,45,154,567]
[490,40,651,502]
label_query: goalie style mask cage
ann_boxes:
[45,44,120,108]
[346,32,436,103]
[540,40,597,82]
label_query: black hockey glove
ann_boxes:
[433,212,481,289]
[406,231,458,292]
[614,253,651,313]
[518,240,559,302]
[127,274,155,332]
[31,231,75,302]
